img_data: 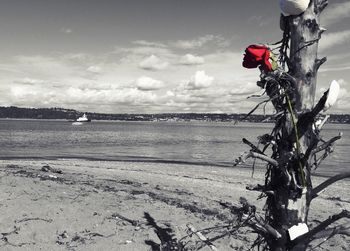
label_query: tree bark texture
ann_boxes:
[265,1,328,250]
[289,0,325,111]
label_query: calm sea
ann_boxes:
[0,119,349,176]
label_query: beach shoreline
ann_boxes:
[1,159,349,250]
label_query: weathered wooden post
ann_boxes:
[289,0,328,110]
[236,1,350,250]
[266,1,327,250]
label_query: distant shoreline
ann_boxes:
[1,116,350,125]
[1,106,350,123]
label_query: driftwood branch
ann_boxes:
[319,27,327,36]
[244,213,281,239]
[233,151,278,167]
[242,138,264,154]
[187,224,219,251]
[250,152,278,167]
[15,217,53,223]
[316,0,328,13]
[311,172,350,199]
[311,133,342,155]
[253,215,282,239]
[313,223,350,240]
[246,184,265,192]
[236,197,282,240]
[293,210,350,245]
[308,224,350,250]
[315,57,327,71]
[110,213,139,226]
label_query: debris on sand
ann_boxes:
[41,165,63,174]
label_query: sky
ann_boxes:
[0,0,349,114]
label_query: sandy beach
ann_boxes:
[0,159,349,250]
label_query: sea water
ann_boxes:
[0,119,349,176]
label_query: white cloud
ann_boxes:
[14,78,46,85]
[116,46,173,58]
[322,2,350,26]
[172,35,229,49]
[166,90,175,97]
[136,76,164,91]
[319,30,350,52]
[229,82,259,96]
[7,38,336,114]
[132,40,167,48]
[10,84,158,110]
[138,55,169,71]
[65,87,157,105]
[0,47,263,113]
[63,53,93,62]
[186,71,214,90]
[180,54,205,65]
[87,66,102,74]
[163,85,241,113]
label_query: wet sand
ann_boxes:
[0,159,349,250]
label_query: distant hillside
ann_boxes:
[0,106,78,120]
[0,106,349,124]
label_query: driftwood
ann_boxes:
[231,0,349,250]
[110,213,139,226]
[14,217,53,224]
[312,223,350,240]
[187,223,219,251]
[311,172,350,199]
[311,133,342,155]
[233,151,278,167]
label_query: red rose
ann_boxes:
[242,45,273,71]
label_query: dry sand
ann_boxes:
[0,159,349,250]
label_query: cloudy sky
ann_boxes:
[0,0,349,114]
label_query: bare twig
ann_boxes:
[315,57,327,71]
[311,172,350,199]
[253,215,282,239]
[250,152,278,167]
[311,133,342,155]
[110,213,139,226]
[309,223,350,250]
[187,223,219,251]
[313,223,350,239]
[316,0,328,13]
[237,197,282,240]
[246,184,265,192]
[319,27,327,36]
[233,151,278,167]
[243,138,264,154]
[15,217,53,223]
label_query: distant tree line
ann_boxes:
[0,106,349,123]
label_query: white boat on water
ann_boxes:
[72,113,91,125]
[76,113,91,122]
